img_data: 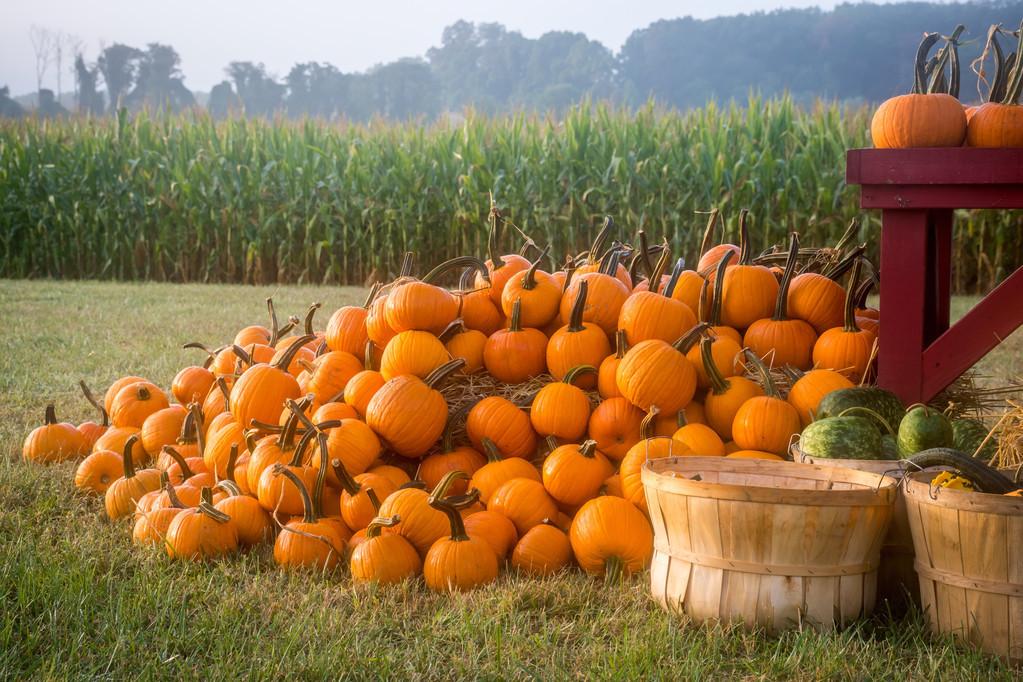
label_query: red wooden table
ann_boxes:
[846,148,1023,405]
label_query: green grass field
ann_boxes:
[2,280,1020,679]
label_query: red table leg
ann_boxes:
[877,210,930,405]
[926,209,953,342]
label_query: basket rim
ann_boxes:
[642,456,898,507]
[904,471,1023,513]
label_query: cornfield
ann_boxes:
[0,97,1018,292]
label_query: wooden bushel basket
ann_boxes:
[903,471,1023,662]
[643,457,897,633]
[795,446,919,612]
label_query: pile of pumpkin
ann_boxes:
[22,209,880,591]
[872,21,1023,149]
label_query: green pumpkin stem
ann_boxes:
[613,330,628,359]
[772,233,800,322]
[363,282,382,308]
[648,242,671,295]
[425,359,466,389]
[743,349,781,399]
[598,249,621,277]
[736,210,753,265]
[520,245,551,291]
[79,381,109,427]
[273,465,317,524]
[199,487,232,523]
[567,279,589,333]
[428,469,469,503]
[673,322,711,353]
[365,514,401,539]
[508,298,524,332]
[562,364,597,386]
[481,437,503,463]
[702,337,732,396]
[162,472,186,509]
[1002,20,1023,105]
[225,443,239,485]
[589,216,613,264]
[913,33,942,94]
[279,396,313,449]
[663,259,685,299]
[429,485,479,543]
[486,202,504,272]
[710,251,733,327]
[303,302,322,336]
[843,259,863,334]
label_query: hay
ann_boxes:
[931,372,1023,421]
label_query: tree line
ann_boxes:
[3,2,1022,120]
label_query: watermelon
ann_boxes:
[799,416,883,460]
[952,418,998,461]
[815,387,904,435]
[897,405,953,456]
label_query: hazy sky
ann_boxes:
[5,0,859,95]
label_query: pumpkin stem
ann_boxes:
[134,384,152,402]
[698,208,720,259]
[311,433,333,519]
[709,251,733,327]
[613,329,629,359]
[913,33,942,94]
[273,464,317,524]
[673,322,711,353]
[363,282,382,309]
[162,445,195,481]
[843,259,863,334]
[578,439,599,459]
[772,233,800,322]
[854,276,876,311]
[1002,20,1023,104]
[629,230,651,281]
[508,298,524,333]
[303,302,322,336]
[121,434,139,479]
[212,377,231,411]
[280,396,313,449]
[640,407,660,440]
[161,471,186,509]
[647,241,671,295]
[244,429,259,455]
[230,344,253,367]
[589,216,613,264]
[481,437,504,463]
[544,435,560,454]
[181,405,203,457]
[216,478,242,498]
[562,364,597,386]
[736,210,753,265]
[424,359,466,389]
[79,381,109,427]
[743,349,781,399]
[365,514,400,539]
[701,337,732,396]
[662,258,686,299]
[486,201,504,273]
[520,245,551,291]
[224,443,239,485]
[598,248,621,277]
[272,335,316,371]
[43,403,58,426]
[423,256,491,285]
[567,279,589,333]
[947,25,966,99]
[428,469,470,503]
[428,476,476,543]
[780,365,805,384]
[366,487,382,512]
[198,487,232,523]
[822,243,867,281]
[183,341,217,362]
[329,457,361,497]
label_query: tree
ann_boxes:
[97,43,143,112]
[226,62,284,117]
[207,80,240,119]
[36,89,67,118]
[285,62,348,119]
[364,58,440,120]
[74,54,105,115]
[29,25,54,95]
[126,43,196,112]
[0,86,25,118]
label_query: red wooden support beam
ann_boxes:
[921,265,1023,399]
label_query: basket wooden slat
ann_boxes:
[643,457,897,633]
[904,472,1023,662]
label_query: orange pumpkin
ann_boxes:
[325,285,378,356]
[483,298,548,383]
[731,350,801,456]
[468,438,541,504]
[812,260,876,382]
[442,322,487,375]
[501,247,562,328]
[615,336,697,415]
[718,210,778,330]
[386,256,488,335]
[474,205,531,305]
[560,252,630,336]
[465,396,536,460]
[511,521,572,576]
[784,366,856,428]
[110,380,170,429]
[546,280,610,389]
[22,404,88,463]
[618,249,697,345]
[366,359,463,458]
[587,397,644,461]
[488,478,559,536]
[542,440,614,507]
[570,496,653,577]
[701,337,765,441]
[597,330,628,399]
[530,366,596,441]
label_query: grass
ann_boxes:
[1,279,1021,679]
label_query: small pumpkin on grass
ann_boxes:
[570,496,653,578]
[272,464,347,570]
[331,457,396,532]
[23,403,87,463]
[213,446,273,547]
[110,380,170,429]
[105,435,161,520]
[164,487,238,560]
[377,481,450,556]
[463,510,519,560]
[140,405,187,459]
[132,471,188,546]
[424,482,499,593]
[74,448,124,495]
[350,515,422,584]
[511,520,572,576]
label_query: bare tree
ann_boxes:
[67,35,85,101]
[29,25,54,95]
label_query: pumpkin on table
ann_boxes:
[968,22,1023,147]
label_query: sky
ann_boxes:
[4,0,862,95]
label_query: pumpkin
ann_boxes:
[22,403,87,463]
[488,477,558,536]
[302,351,363,405]
[103,375,146,414]
[466,395,537,460]
[330,456,396,531]
[457,267,504,336]
[573,217,633,289]
[679,323,742,390]
[74,449,123,495]
[161,445,214,489]
[483,298,548,383]
[615,335,697,415]
[542,440,613,507]
[325,285,378,356]
[171,364,214,406]
[366,289,398,348]
[743,233,818,369]
[311,401,358,424]
[694,209,736,275]
[727,450,785,461]
[619,250,697,345]
[672,423,726,457]
[344,342,386,418]
[377,484,449,556]
[229,335,312,429]
[75,381,109,451]
[812,259,876,382]
[214,480,272,548]
[271,465,347,569]
[501,246,562,328]
[463,510,519,559]
[104,435,161,520]
[718,210,779,330]
[350,515,422,584]
[417,423,485,495]
[530,366,596,441]
[871,30,967,148]
[442,322,487,375]
[380,330,449,381]
[110,381,169,429]
[560,251,630,336]
[93,425,146,464]
[570,496,653,577]
[386,256,488,335]
[731,350,801,456]
[369,464,412,489]
[967,22,1023,147]
[201,377,233,431]
[598,330,628,399]
[701,337,765,441]
[786,243,862,334]
[133,472,188,546]
[784,366,856,428]
[587,397,644,461]
[699,256,742,344]
[366,359,463,458]
[203,414,247,481]
[468,438,542,504]
[620,409,692,512]
[474,206,532,305]
[511,521,572,576]
[140,405,187,458]
[547,280,611,389]
[424,484,499,592]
